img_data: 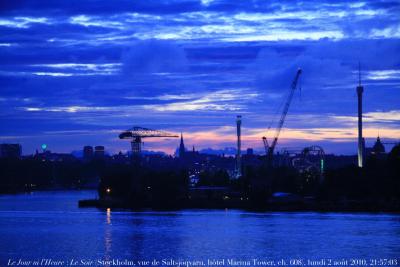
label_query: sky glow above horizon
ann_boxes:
[0,0,399,155]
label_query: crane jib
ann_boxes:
[265,69,302,163]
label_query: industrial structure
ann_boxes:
[263,68,302,166]
[291,146,325,182]
[357,64,365,168]
[119,126,178,156]
[235,115,242,178]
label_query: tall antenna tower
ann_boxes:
[357,62,365,168]
[235,115,242,178]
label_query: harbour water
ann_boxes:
[0,191,399,266]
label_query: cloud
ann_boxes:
[367,70,400,80]
[332,110,400,124]
[0,16,49,28]
[121,40,188,75]
[1,0,400,155]
[154,89,256,112]
[69,15,124,29]
[21,88,259,114]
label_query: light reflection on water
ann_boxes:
[104,208,112,267]
[0,191,399,264]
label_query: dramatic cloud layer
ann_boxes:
[0,0,399,155]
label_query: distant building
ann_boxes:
[0,144,22,158]
[246,148,254,155]
[184,146,200,160]
[366,136,387,158]
[83,146,94,160]
[34,150,76,162]
[94,146,105,157]
[371,136,385,154]
[112,151,128,163]
[179,133,185,158]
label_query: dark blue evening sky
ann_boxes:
[0,0,399,155]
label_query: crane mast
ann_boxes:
[263,68,302,165]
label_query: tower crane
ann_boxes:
[263,68,302,166]
[119,126,179,156]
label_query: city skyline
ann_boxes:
[1,0,400,155]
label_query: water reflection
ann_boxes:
[0,191,399,263]
[104,208,112,267]
[106,208,111,225]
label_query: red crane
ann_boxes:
[263,68,302,165]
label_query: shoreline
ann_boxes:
[78,198,400,213]
[0,188,97,195]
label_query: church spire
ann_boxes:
[179,132,185,158]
